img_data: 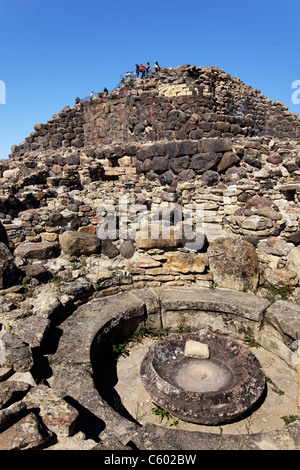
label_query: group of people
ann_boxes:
[75,61,161,104]
[120,61,161,84]
[135,61,161,78]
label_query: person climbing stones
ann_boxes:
[140,64,146,78]
[145,62,151,77]
[154,61,160,73]
[135,64,140,77]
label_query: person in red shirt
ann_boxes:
[140,64,145,78]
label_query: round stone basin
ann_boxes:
[140,329,266,425]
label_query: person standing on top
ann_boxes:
[154,61,160,73]
[135,64,140,77]
[140,64,145,78]
[145,62,151,77]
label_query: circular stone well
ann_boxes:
[140,329,266,425]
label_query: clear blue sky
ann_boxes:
[0,0,299,159]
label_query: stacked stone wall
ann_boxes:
[9,65,300,160]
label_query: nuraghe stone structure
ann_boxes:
[0,65,300,450]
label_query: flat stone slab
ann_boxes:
[264,300,300,339]
[159,287,270,322]
[130,421,300,450]
[52,290,146,367]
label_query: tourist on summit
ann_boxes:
[120,75,124,85]
[135,64,140,77]
[103,87,108,95]
[140,64,146,78]
[90,91,95,99]
[75,97,80,105]
[154,61,160,73]
[145,62,151,77]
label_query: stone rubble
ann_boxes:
[0,65,299,449]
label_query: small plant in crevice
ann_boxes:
[112,341,131,359]
[265,376,285,396]
[281,415,298,426]
[151,402,179,427]
[243,335,261,349]
[112,324,173,360]
[263,281,293,304]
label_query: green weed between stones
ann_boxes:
[266,376,285,396]
[281,415,298,426]
[151,402,179,427]
[112,324,172,359]
[263,282,293,303]
[112,323,201,360]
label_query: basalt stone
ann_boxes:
[178,141,197,156]
[189,129,204,140]
[284,162,298,173]
[169,156,189,174]
[217,151,240,172]
[71,138,84,148]
[119,239,135,258]
[225,166,247,182]
[165,141,180,158]
[177,169,196,181]
[64,154,80,165]
[200,170,219,186]
[159,170,175,185]
[288,230,300,245]
[191,152,220,173]
[151,157,169,174]
[245,196,274,209]
[22,263,51,283]
[101,240,120,259]
[267,152,283,164]
[0,221,8,245]
[201,138,231,153]
[0,243,21,288]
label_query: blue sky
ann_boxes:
[0,0,299,159]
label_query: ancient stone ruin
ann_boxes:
[0,65,300,450]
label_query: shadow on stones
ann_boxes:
[90,311,146,427]
[64,396,105,441]
[30,328,63,384]
[93,356,141,427]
